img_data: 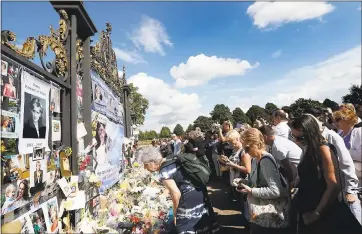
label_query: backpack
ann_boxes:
[160,153,211,189]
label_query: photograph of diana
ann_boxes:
[22,94,47,139]
[93,84,105,106]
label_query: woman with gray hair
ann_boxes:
[138,147,219,233]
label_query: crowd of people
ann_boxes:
[137,103,362,234]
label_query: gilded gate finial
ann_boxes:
[90,23,121,95]
[1,30,36,59]
[1,9,69,80]
[38,9,69,80]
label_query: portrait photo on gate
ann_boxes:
[33,147,45,161]
[29,206,48,234]
[1,110,19,138]
[19,71,50,154]
[2,73,17,99]
[1,60,8,76]
[92,83,105,106]
[22,93,47,139]
[29,158,47,196]
[50,86,60,113]
[2,154,30,185]
[1,179,31,215]
[45,197,58,233]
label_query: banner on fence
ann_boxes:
[91,111,124,193]
[90,71,124,125]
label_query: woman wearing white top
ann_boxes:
[333,108,362,184]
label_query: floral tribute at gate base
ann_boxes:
[76,163,173,234]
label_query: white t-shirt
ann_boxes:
[273,121,291,139]
[322,127,359,193]
[271,136,302,168]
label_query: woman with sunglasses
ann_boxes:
[333,108,362,186]
[237,128,289,234]
[291,114,361,234]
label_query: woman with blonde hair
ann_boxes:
[219,129,251,214]
[340,103,361,123]
[333,108,362,184]
[238,128,289,234]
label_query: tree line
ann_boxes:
[138,84,362,140]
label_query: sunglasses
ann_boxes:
[289,132,305,142]
[244,145,251,153]
[334,117,343,122]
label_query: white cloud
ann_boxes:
[128,73,201,131]
[230,45,361,112]
[247,2,335,29]
[118,70,124,78]
[272,50,282,58]
[114,48,146,64]
[130,15,173,56]
[170,54,259,88]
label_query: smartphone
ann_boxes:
[237,183,244,190]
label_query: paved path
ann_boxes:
[207,176,248,234]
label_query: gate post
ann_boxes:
[51,1,97,174]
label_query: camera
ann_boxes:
[211,123,221,133]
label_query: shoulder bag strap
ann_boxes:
[328,143,344,197]
[257,155,287,188]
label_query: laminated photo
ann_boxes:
[43,169,60,198]
[19,71,50,154]
[1,60,8,76]
[51,119,61,142]
[44,197,59,233]
[46,151,59,171]
[29,157,47,197]
[59,151,71,177]
[1,110,19,138]
[17,212,35,234]
[1,154,30,185]
[57,177,71,197]
[50,86,60,113]
[1,211,35,234]
[32,148,44,161]
[1,179,31,215]
[29,206,48,234]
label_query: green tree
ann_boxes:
[159,126,171,138]
[232,108,251,125]
[148,130,158,140]
[129,83,149,125]
[210,104,233,124]
[265,102,278,114]
[193,116,214,132]
[173,124,184,136]
[342,84,362,105]
[281,106,291,113]
[246,105,267,123]
[138,130,158,140]
[186,124,194,132]
[289,98,324,117]
[323,98,339,111]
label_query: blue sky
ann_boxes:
[2,1,361,131]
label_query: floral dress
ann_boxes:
[159,163,219,234]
